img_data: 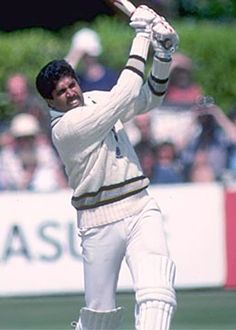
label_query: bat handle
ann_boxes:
[113,0,136,17]
[111,0,176,50]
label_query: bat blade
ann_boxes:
[109,0,136,17]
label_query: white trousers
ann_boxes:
[79,197,171,311]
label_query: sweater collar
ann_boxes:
[49,109,64,128]
[49,108,64,121]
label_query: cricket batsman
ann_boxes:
[35,4,179,329]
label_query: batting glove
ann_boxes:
[152,17,179,59]
[129,5,157,39]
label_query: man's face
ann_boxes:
[47,76,84,112]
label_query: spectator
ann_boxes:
[163,52,203,108]
[134,141,155,180]
[181,102,230,181]
[65,28,120,92]
[5,73,50,136]
[0,113,67,192]
[148,106,197,151]
[204,104,236,182]
[133,112,156,145]
[133,113,156,179]
[187,150,216,182]
[151,140,184,184]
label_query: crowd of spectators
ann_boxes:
[125,51,236,185]
[0,73,68,192]
[0,27,120,193]
[1,29,236,192]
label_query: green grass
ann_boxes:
[0,289,236,330]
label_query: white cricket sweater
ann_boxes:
[50,36,171,228]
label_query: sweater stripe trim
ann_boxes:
[74,175,147,198]
[147,79,166,96]
[73,186,148,210]
[71,176,149,210]
[150,74,169,84]
[51,117,61,128]
[129,54,146,64]
[124,66,144,79]
[154,55,172,63]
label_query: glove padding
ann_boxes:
[152,16,179,59]
[129,5,157,39]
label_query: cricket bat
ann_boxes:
[108,0,177,50]
[108,0,136,17]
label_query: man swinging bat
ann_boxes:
[35,3,179,329]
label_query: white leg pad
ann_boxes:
[136,300,175,330]
[134,256,177,330]
[136,256,177,306]
[75,306,124,330]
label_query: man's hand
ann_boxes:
[151,17,179,59]
[129,5,157,39]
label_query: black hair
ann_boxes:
[35,59,78,99]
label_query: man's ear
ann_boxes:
[46,98,54,108]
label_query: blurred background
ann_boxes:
[0,1,236,329]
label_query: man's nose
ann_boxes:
[66,89,75,97]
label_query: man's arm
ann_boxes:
[120,14,179,122]
[195,104,236,142]
[53,6,157,147]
